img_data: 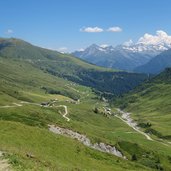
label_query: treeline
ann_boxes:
[41,86,80,100]
[45,67,147,96]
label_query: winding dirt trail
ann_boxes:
[116,109,170,146]
[0,101,40,108]
[58,105,70,122]
[0,102,70,121]
[115,109,171,147]
[116,109,153,141]
[0,103,23,108]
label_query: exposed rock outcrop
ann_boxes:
[49,125,126,159]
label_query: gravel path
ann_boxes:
[116,109,153,141]
[0,101,40,108]
[58,105,70,122]
[0,102,70,121]
[0,103,23,108]
[115,109,171,146]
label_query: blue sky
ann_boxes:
[0,0,171,52]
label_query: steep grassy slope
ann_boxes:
[1,121,154,171]
[0,58,152,170]
[0,38,147,95]
[115,68,171,139]
[0,38,171,170]
[1,86,171,170]
[0,57,81,103]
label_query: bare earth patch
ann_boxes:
[0,151,12,171]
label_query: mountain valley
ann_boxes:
[0,38,171,170]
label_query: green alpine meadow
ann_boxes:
[0,1,171,171]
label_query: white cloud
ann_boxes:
[5,29,14,34]
[107,27,122,32]
[123,39,134,46]
[137,30,171,45]
[80,26,123,33]
[122,30,171,52]
[80,27,103,33]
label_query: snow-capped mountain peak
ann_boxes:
[79,44,115,54]
[100,44,109,48]
[72,30,171,71]
[123,30,171,53]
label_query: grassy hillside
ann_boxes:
[0,57,81,103]
[1,85,171,170]
[0,38,171,170]
[0,38,147,95]
[115,68,171,139]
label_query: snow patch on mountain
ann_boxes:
[123,30,171,53]
[75,30,171,55]
[100,44,109,48]
[72,30,171,71]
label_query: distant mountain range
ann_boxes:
[1,37,171,170]
[72,31,171,72]
[0,38,147,96]
[134,48,171,74]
